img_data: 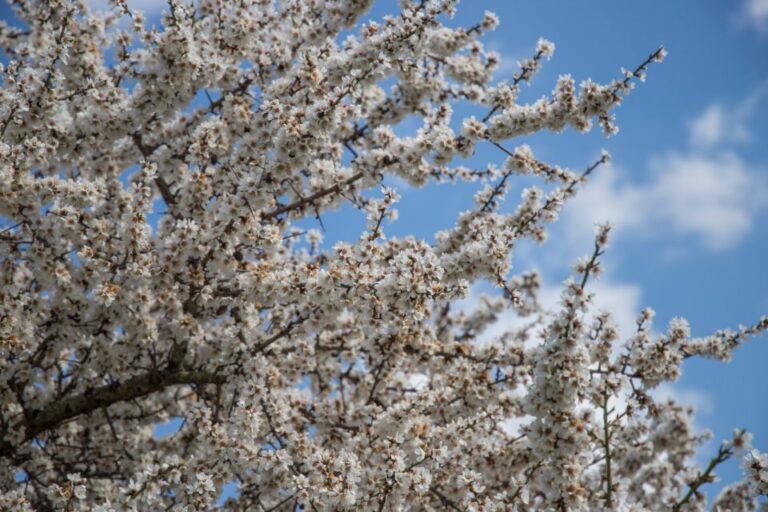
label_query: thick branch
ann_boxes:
[262,171,364,220]
[1,370,224,460]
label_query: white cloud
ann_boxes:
[649,152,766,250]
[689,105,746,148]
[742,0,768,33]
[562,150,767,252]
[689,81,768,148]
[562,81,768,252]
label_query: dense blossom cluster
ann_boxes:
[0,0,765,510]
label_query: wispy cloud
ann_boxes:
[741,0,768,34]
[689,105,748,148]
[689,80,768,148]
[561,82,768,253]
[564,152,768,252]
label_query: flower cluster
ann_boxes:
[0,0,763,510]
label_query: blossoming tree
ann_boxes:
[0,0,766,510]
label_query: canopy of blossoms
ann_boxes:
[0,0,766,510]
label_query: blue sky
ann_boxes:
[309,0,768,492]
[389,0,768,494]
[420,0,768,494]
[3,0,767,501]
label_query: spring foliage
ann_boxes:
[0,0,766,510]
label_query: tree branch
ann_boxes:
[262,171,364,221]
[672,438,735,512]
[0,370,224,460]
[602,388,614,508]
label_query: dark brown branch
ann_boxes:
[250,314,310,355]
[429,488,463,512]
[0,370,224,460]
[262,171,364,221]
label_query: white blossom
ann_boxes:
[0,1,761,510]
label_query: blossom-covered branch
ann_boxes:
[1,0,765,510]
